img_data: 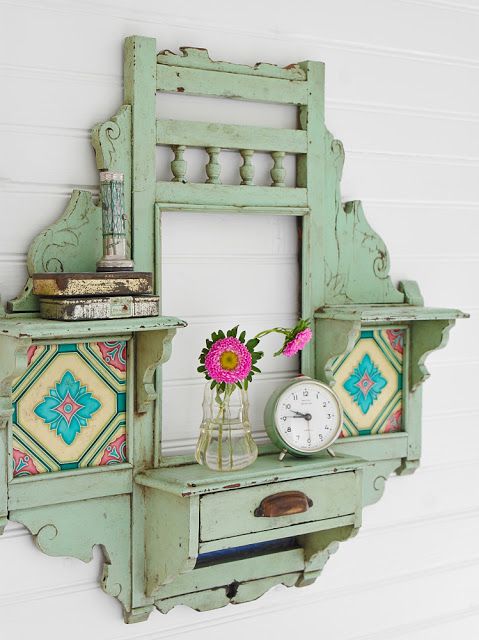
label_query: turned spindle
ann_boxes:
[171,145,187,182]
[239,149,255,186]
[205,147,221,184]
[270,151,286,187]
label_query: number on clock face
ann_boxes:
[274,380,342,453]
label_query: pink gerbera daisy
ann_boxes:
[205,337,252,384]
[282,327,313,357]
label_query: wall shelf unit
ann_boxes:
[0,36,466,624]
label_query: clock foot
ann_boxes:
[326,448,336,457]
[278,449,287,461]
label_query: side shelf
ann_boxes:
[314,292,467,474]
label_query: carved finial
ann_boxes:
[270,151,285,187]
[171,145,187,183]
[205,147,221,184]
[239,149,255,186]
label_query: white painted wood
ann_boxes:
[0,1,477,638]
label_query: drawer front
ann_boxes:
[200,471,359,542]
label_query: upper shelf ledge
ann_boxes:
[314,305,468,323]
[0,315,186,340]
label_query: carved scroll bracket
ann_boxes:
[324,133,404,305]
[135,328,178,414]
[315,318,361,386]
[362,459,401,506]
[398,280,459,391]
[11,496,131,613]
[92,105,132,173]
[8,191,101,313]
[410,319,456,392]
[297,524,359,587]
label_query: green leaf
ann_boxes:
[252,366,261,373]
[218,330,225,339]
[197,365,206,372]
[206,339,213,348]
[227,325,239,338]
[239,330,246,342]
[211,380,217,389]
[246,338,259,350]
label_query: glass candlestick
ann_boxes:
[97,171,134,272]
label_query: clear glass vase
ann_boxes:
[195,383,258,472]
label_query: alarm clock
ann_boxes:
[264,376,343,459]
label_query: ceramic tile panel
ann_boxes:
[331,328,405,437]
[12,341,128,476]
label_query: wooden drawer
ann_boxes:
[200,471,359,543]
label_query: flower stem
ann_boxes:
[214,384,234,471]
[254,327,289,340]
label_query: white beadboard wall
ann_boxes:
[1,0,478,638]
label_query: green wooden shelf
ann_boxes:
[0,35,467,623]
[136,452,365,497]
[0,315,186,339]
[314,305,467,323]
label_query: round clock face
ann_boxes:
[270,378,343,455]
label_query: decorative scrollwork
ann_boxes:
[35,523,58,549]
[91,105,131,172]
[94,120,120,170]
[11,496,131,613]
[135,328,179,414]
[324,132,404,304]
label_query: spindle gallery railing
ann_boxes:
[155,117,307,207]
[167,144,291,187]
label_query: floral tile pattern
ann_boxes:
[331,328,405,437]
[343,354,387,414]
[34,370,101,445]
[12,341,128,476]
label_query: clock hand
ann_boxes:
[290,410,313,421]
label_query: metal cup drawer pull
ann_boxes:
[254,490,314,517]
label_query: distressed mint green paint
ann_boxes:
[0,36,467,624]
[8,190,102,313]
[157,119,308,153]
[136,453,364,598]
[157,46,307,81]
[92,104,132,253]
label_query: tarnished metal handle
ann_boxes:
[254,490,313,517]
